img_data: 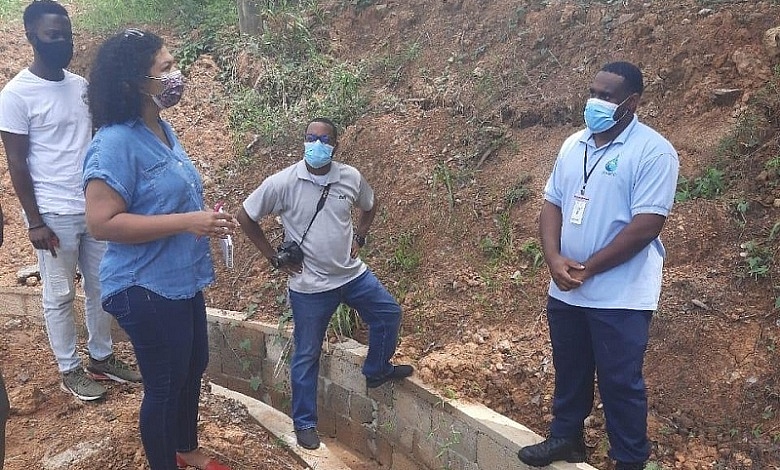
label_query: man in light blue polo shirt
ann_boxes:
[518,62,679,470]
[238,117,413,450]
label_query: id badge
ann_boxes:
[570,194,589,225]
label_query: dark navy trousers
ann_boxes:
[103,287,208,470]
[547,296,652,464]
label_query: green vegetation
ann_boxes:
[675,167,726,202]
[479,212,515,264]
[504,174,532,207]
[372,39,422,87]
[432,163,457,211]
[389,231,422,273]
[0,0,25,21]
[330,303,359,340]
[75,0,238,34]
[518,239,545,271]
[732,198,749,227]
[75,0,369,146]
[715,111,767,160]
[739,240,773,280]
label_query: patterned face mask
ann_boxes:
[146,70,185,109]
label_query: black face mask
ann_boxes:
[33,37,73,70]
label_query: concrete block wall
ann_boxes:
[1,288,598,470]
[203,308,598,470]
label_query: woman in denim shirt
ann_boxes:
[82,30,235,470]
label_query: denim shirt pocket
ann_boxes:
[143,159,200,214]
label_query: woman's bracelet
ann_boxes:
[27,223,46,231]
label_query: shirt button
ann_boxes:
[179,162,183,166]
[191,183,195,187]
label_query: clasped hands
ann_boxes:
[547,254,590,292]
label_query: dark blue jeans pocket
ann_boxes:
[102,289,131,321]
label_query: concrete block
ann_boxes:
[449,401,541,450]
[476,431,521,470]
[334,414,372,458]
[0,287,42,319]
[266,388,291,415]
[371,433,394,466]
[323,382,350,418]
[391,449,424,470]
[265,333,291,363]
[413,430,445,470]
[430,406,477,463]
[0,292,29,317]
[219,321,267,360]
[442,451,479,470]
[349,391,376,425]
[393,387,433,440]
[318,404,337,438]
[325,347,368,394]
[260,355,289,390]
[367,379,395,407]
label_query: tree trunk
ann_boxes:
[237,0,262,35]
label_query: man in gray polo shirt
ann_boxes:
[238,117,413,450]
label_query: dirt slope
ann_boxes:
[1,1,780,470]
[210,1,780,469]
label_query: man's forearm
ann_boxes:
[237,209,276,260]
[355,202,377,237]
[582,214,666,276]
[8,163,42,225]
[539,201,563,263]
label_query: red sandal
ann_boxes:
[176,453,231,470]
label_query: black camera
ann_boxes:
[272,240,304,268]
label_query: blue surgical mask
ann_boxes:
[583,97,630,134]
[304,141,334,169]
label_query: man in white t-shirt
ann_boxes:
[0,0,140,402]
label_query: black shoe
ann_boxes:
[295,428,320,450]
[517,436,586,467]
[366,364,414,388]
[616,462,645,470]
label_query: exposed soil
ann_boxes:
[2,1,780,470]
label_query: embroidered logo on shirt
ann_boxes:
[604,155,619,175]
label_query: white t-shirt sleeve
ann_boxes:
[0,89,30,135]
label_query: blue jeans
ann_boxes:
[36,213,112,372]
[547,296,652,464]
[288,269,401,430]
[103,287,208,470]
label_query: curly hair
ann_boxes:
[601,61,644,96]
[87,29,163,128]
[23,0,68,31]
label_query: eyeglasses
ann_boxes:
[122,28,144,39]
[305,133,331,145]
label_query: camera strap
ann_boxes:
[299,183,331,244]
